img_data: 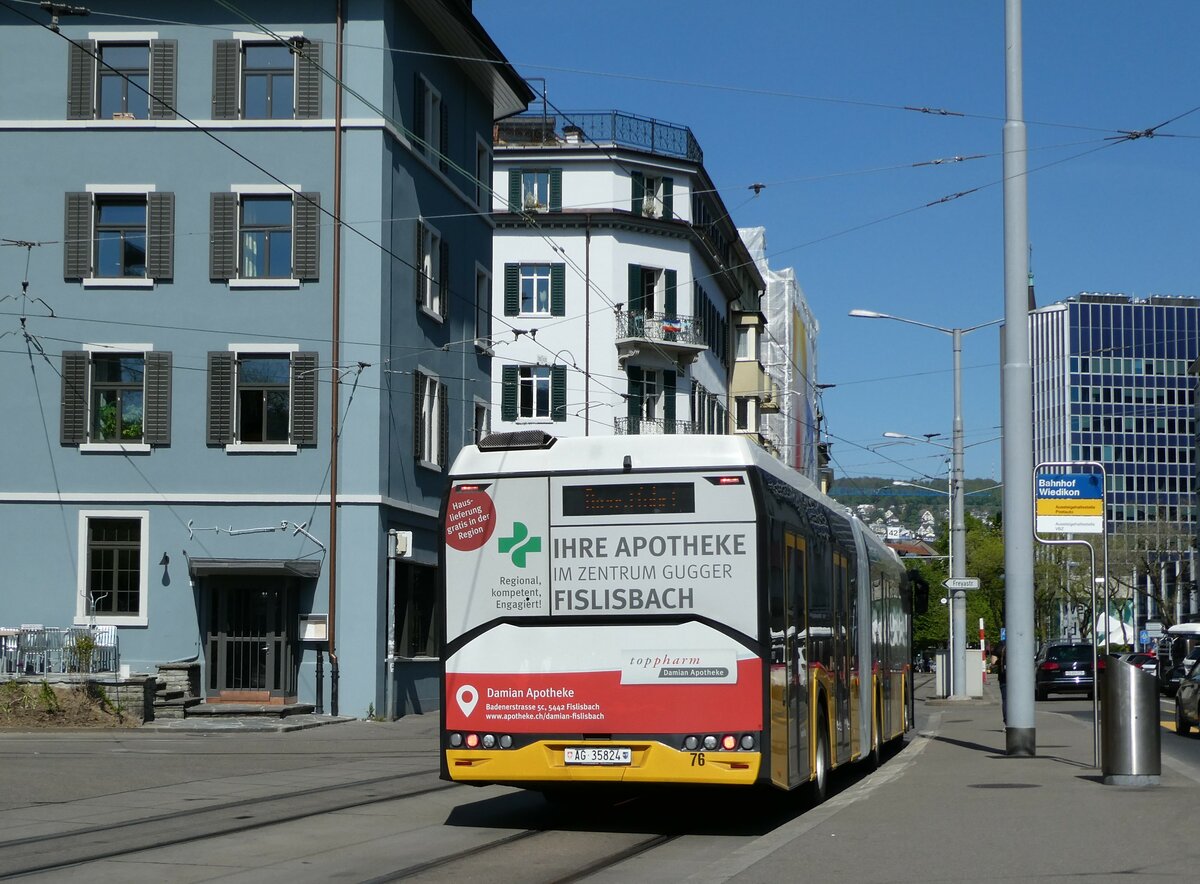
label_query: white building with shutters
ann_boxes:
[0,1,530,720]
[489,110,767,440]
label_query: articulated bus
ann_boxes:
[439,431,911,800]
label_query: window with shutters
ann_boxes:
[631,172,673,219]
[211,37,321,120]
[414,370,448,467]
[77,510,149,626]
[210,189,319,287]
[500,363,565,423]
[415,219,446,319]
[68,37,176,121]
[506,168,561,212]
[503,263,564,318]
[65,188,174,286]
[206,347,317,451]
[61,347,171,451]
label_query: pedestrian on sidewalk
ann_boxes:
[998,640,1008,722]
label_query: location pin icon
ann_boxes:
[456,684,478,718]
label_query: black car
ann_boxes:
[1176,661,1200,735]
[1035,642,1099,701]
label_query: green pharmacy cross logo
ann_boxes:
[498,521,542,567]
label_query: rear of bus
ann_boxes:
[440,432,765,789]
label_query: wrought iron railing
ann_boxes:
[615,310,706,347]
[496,110,703,164]
[614,417,699,436]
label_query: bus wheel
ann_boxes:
[809,712,830,804]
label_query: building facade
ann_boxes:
[0,1,530,717]
[488,109,766,441]
[1029,293,1200,636]
[740,227,822,483]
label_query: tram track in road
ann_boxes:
[370,828,680,883]
[0,769,456,879]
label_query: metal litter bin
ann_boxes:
[1101,658,1160,786]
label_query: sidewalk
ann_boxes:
[719,675,1200,883]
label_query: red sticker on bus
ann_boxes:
[445,491,496,551]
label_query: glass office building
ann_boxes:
[1030,293,1200,630]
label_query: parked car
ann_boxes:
[1174,660,1200,735]
[1116,652,1158,677]
[1164,647,1200,696]
[1035,642,1100,701]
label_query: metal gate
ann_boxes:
[206,582,297,699]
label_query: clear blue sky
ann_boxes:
[476,1,1200,489]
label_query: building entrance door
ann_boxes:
[205,581,297,702]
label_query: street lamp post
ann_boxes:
[851,308,1002,698]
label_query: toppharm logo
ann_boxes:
[498,521,542,567]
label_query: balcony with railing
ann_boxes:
[614,309,707,368]
[613,416,700,436]
[495,110,703,164]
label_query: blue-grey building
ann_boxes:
[0,1,531,717]
[1030,293,1200,635]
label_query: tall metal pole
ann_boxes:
[951,328,967,697]
[1003,0,1036,756]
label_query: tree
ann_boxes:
[1105,518,1196,631]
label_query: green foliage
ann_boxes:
[38,681,60,714]
[909,513,1007,650]
[72,633,96,673]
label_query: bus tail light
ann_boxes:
[740,734,756,750]
[721,735,737,751]
[703,735,718,750]
[465,733,480,748]
[683,736,699,751]
[449,732,463,748]
[500,735,513,749]
[482,734,496,748]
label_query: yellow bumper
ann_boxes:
[446,740,761,786]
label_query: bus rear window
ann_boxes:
[562,482,695,516]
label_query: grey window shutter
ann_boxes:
[294,192,320,279]
[664,370,677,432]
[147,192,174,280]
[631,171,644,214]
[549,168,562,212]
[143,351,172,446]
[438,239,449,319]
[507,169,521,212]
[626,366,643,430]
[413,370,425,458]
[291,351,318,446]
[551,364,566,422]
[438,101,449,173]
[60,350,89,445]
[295,41,322,119]
[664,269,677,316]
[212,40,240,119]
[503,264,519,316]
[206,352,235,445]
[414,221,425,304]
[63,192,91,279]
[413,74,425,148]
[210,192,237,280]
[662,177,674,218]
[67,40,95,120]
[550,264,565,317]
[149,40,177,120]
[438,380,449,466]
[501,365,518,421]
[627,264,643,315]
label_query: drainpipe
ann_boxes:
[327,0,345,715]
